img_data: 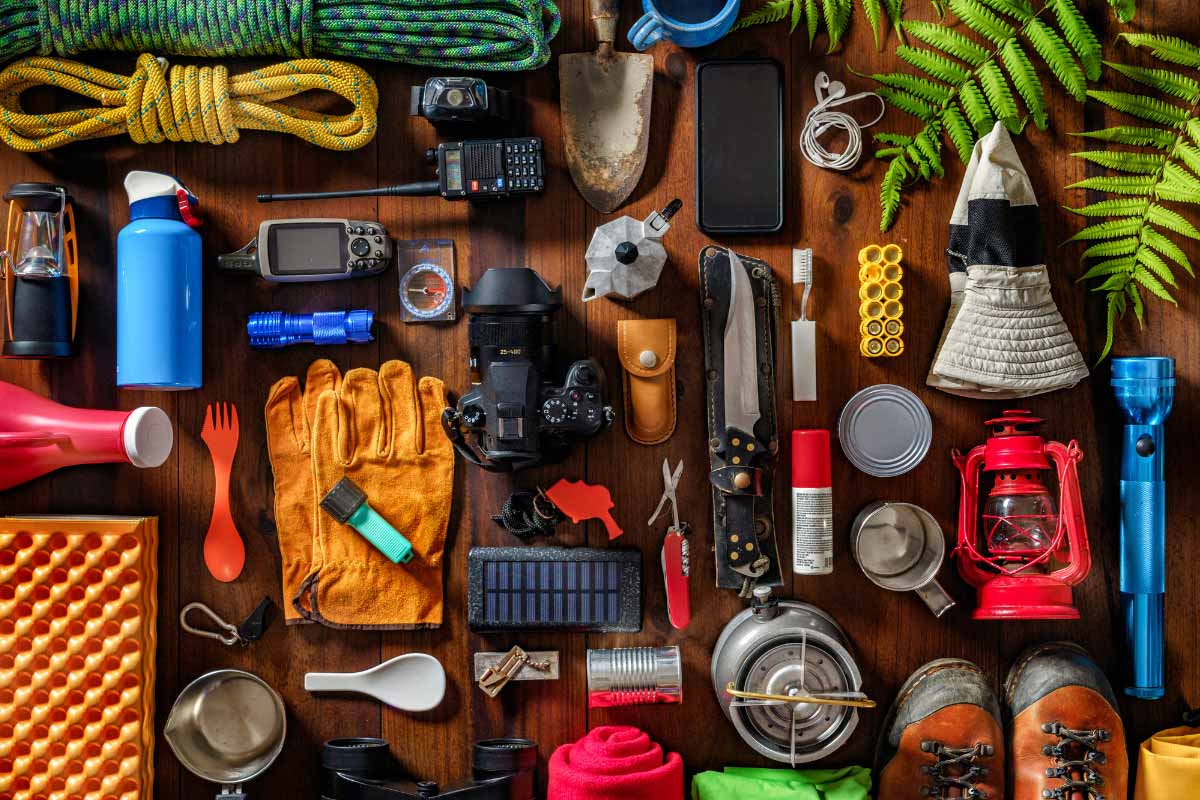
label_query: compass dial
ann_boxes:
[399,263,454,321]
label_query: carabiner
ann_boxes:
[180,602,243,646]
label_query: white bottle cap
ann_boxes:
[123,170,186,204]
[124,406,174,468]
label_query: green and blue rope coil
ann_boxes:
[0,0,560,71]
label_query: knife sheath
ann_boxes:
[698,246,783,594]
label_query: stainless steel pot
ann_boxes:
[850,501,955,618]
[711,588,863,764]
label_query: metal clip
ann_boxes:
[181,602,243,646]
[475,646,556,697]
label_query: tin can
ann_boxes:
[587,646,682,708]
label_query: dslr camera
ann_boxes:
[320,737,534,799]
[442,268,612,471]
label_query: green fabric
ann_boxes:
[0,0,560,71]
[691,766,871,800]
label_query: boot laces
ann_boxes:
[918,740,993,798]
[1039,721,1110,800]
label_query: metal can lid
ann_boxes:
[838,385,931,477]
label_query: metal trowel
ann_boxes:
[560,0,654,213]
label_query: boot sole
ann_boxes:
[873,657,988,780]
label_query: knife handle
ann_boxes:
[590,0,620,47]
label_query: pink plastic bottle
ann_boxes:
[0,380,173,491]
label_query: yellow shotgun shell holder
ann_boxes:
[858,244,904,358]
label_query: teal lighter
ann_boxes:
[320,476,414,564]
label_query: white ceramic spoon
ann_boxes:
[304,653,445,712]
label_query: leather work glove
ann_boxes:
[265,359,342,623]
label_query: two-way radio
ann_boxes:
[257,138,544,204]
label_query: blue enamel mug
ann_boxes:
[628,0,741,50]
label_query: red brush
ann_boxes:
[546,478,623,540]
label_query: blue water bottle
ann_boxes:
[1112,356,1175,699]
[117,171,202,389]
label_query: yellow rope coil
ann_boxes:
[0,53,378,151]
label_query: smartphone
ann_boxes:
[695,60,784,235]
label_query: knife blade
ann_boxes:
[722,249,761,436]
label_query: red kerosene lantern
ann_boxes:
[952,410,1090,620]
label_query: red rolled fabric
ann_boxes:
[548,725,684,800]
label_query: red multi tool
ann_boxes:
[649,459,690,629]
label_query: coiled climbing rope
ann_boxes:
[0,0,560,72]
[0,54,379,151]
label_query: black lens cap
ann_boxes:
[323,737,392,776]
[473,738,537,774]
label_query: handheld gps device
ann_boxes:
[218,219,393,282]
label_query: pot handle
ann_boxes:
[628,13,664,51]
[914,579,956,618]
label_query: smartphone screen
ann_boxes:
[696,60,784,234]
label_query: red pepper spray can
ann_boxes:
[792,429,833,575]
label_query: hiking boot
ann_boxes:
[1005,642,1128,800]
[876,658,1005,799]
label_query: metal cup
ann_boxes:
[851,501,955,618]
[164,669,286,799]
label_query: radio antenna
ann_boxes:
[257,181,440,203]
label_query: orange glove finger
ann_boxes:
[339,367,387,463]
[303,359,342,432]
[265,376,308,456]
[379,360,420,457]
[416,375,452,458]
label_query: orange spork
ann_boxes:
[201,402,245,582]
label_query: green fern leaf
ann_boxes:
[1108,0,1136,24]
[872,72,954,104]
[896,46,972,84]
[874,132,915,147]
[824,0,854,51]
[1001,40,1048,128]
[1067,175,1157,195]
[1093,274,1130,293]
[949,0,1015,44]
[1162,162,1200,195]
[1146,204,1200,240]
[942,106,976,162]
[1064,198,1149,217]
[1050,0,1102,81]
[1087,90,1189,127]
[1120,33,1200,70]
[1132,266,1176,303]
[1067,217,1143,242]
[1103,61,1200,102]
[732,0,793,30]
[1173,142,1200,178]
[978,62,1021,131]
[1079,256,1135,281]
[1071,150,1165,175]
[806,0,820,45]
[880,156,909,232]
[977,0,1034,23]
[1080,236,1139,260]
[914,130,945,177]
[960,80,996,136]
[1097,293,1119,362]
[1136,247,1177,287]
[884,0,907,43]
[877,87,939,121]
[906,20,989,65]
[792,0,805,31]
[1143,227,1195,276]
[1024,19,1087,101]
[876,147,905,158]
[1126,282,1144,326]
[862,0,883,45]
[1070,125,1176,149]
[930,0,947,12]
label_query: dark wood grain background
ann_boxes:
[0,1,1196,797]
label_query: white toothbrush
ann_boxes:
[792,249,817,402]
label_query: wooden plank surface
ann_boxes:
[0,1,1196,796]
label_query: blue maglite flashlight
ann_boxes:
[247,310,374,349]
[1112,356,1175,699]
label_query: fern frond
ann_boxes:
[863,0,884,46]
[977,0,1034,23]
[959,79,996,135]
[1079,237,1139,260]
[978,62,1021,130]
[1024,19,1086,101]
[1132,267,1176,303]
[906,20,990,65]
[1070,150,1165,174]
[874,132,915,147]
[1127,281,1144,327]
[1097,293,1119,362]
[896,46,973,84]
[877,87,939,122]
[1049,0,1101,80]
[1064,198,1149,218]
[949,0,1014,45]
[1067,175,1158,195]
[1108,0,1136,24]
[1146,204,1200,240]
[1142,227,1194,276]
[1162,162,1200,195]
[880,156,908,232]
[1136,247,1177,287]
[871,72,954,104]
[823,0,854,50]
[1173,142,1200,178]
[884,0,907,43]
[1103,61,1200,102]
[1070,125,1176,149]
[942,106,976,162]
[914,130,946,177]
[1001,40,1048,128]
[806,0,820,45]
[1078,256,1134,281]
[731,0,793,30]
[1067,218,1144,242]
[1120,33,1200,70]
[1086,91,1189,127]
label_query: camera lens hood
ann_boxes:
[472,738,538,775]
[322,737,393,777]
[462,268,562,315]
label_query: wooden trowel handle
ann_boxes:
[590,0,620,49]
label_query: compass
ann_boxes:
[399,262,455,322]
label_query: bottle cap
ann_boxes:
[123,406,174,468]
[792,429,831,488]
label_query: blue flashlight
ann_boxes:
[1111,356,1174,700]
[247,310,374,349]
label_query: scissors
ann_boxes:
[649,459,684,531]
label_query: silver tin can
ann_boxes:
[587,646,682,708]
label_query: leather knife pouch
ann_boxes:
[699,246,783,591]
[618,318,677,445]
